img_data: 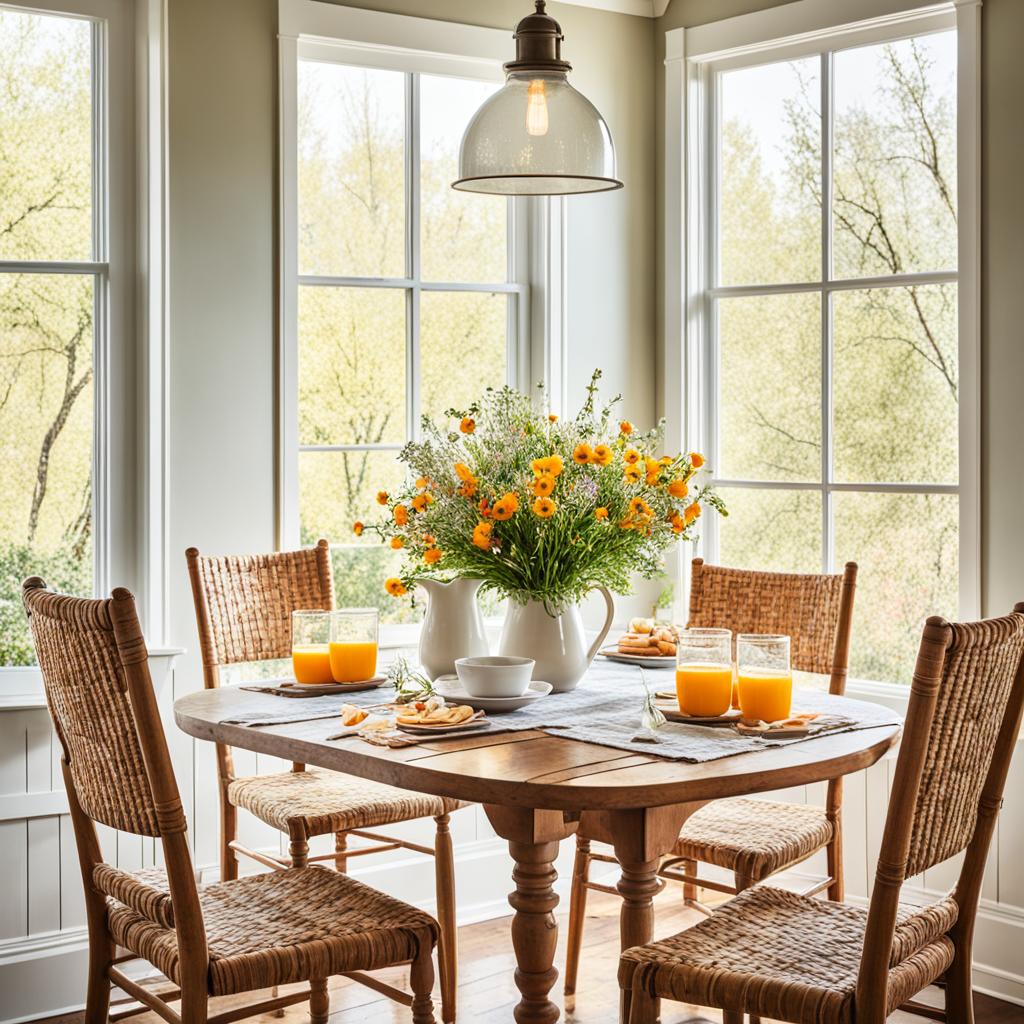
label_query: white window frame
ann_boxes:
[278,0,564,556]
[0,0,168,698]
[662,0,981,693]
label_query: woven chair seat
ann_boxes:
[619,885,958,1024]
[107,866,438,996]
[227,768,466,837]
[673,797,833,881]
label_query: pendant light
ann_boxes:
[453,1,623,196]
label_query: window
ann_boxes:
[0,1,133,668]
[679,6,976,686]
[280,6,531,624]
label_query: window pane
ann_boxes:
[0,274,94,665]
[833,285,957,484]
[330,546,423,625]
[833,32,957,278]
[0,10,92,261]
[420,291,508,425]
[716,488,822,574]
[719,57,820,286]
[718,293,821,482]
[420,75,507,284]
[834,492,957,684]
[297,62,406,278]
[298,286,406,446]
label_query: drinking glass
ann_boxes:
[329,608,379,683]
[675,628,733,717]
[291,610,333,684]
[736,633,793,722]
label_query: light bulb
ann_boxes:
[526,79,549,137]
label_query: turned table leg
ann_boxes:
[484,805,578,1024]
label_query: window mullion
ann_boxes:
[820,49,834,575]
[705,64,721,563]
[406,72,421,444]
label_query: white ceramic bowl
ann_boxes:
[454,655,535,698]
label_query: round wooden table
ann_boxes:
[174,688,899,1024]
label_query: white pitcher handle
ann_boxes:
[586,586,616,664]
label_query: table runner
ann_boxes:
[219,661,901,763]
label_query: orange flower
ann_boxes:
[459,479,478,498]
[393,505,409,526]
[624,464,642,483]
[424,547,443,565]
[629,497,652,517]
[684,501,702,524]
[623,449,641,465]
[532,497,556,518]
[415,477,428,490]
[531,473,556,497]
[669,510,685,534]
[618,517,634,530]
[690,452,705,469]
[376,491,389,505]
[472,521,494,550]
[478,498,491,517]
[455,462,476,483]
[594,506,609,520]
[572,443,594,465]
[668,478,688,499]
[531,455,564,478]
[411,492,434,513]
[548,413,558,423]
[645,457,662,485]
[460,416,476,434]
[592,444,613,466]
[385,577,407,597]
[352,521,364,536]
[422,534,436,545]
[390,536,404,550]
[491,492,520,521]
[620,420,633,435]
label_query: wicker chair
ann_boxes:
[619,604,1024,1024]
[186,541,464,1023]
[22,578,439,1024]
[565,558,857,1003]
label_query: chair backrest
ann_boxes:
[22,579,206,966]
[186,539,334,679]
[687,558,857,693]
[857,606,1024,1010]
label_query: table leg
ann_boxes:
[484,805,578,1024]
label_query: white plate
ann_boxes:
[433,677,553,713]
[597,646,676,669]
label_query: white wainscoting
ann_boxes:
[2,659,1023,1021]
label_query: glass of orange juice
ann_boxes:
[736,634,792,723]
[676,628,733,717]
[328,608,379,683]
[291,610,333,684]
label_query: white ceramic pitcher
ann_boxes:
[497,587,615,692]
[416,577,489,680]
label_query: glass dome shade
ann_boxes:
[454,72,622,196]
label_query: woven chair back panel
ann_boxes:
[688,564,844,675]
[194,549,333,667]
[27,591,160,837]
[906,613,1024,877]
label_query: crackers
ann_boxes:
[617,623,679,658]
[395,703,477,727]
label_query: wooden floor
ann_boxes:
[46,886,1024,1024]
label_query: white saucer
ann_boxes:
[433,677,553,713]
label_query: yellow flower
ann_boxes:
[455,462,476,483]
[572,443,594,465]
[352,521,364,536]
[660,456,673,466]
[472,521,494,550]
[459,479,478,498]
[594,506,609,520]
[385,577,407,597]
[415,477,428,490]
[620,420,633,435]
[690,452,705,469]
[531,473,556,497]
[645,457,662,486]
[390,536,404,550]
[624,464,642,483]
[684,501,702,524]
[460,417,476,434]
[623,449,641,465]
[424,547,443,565]
[393,505,409,526]
[618,516,634,530]
[491,492,520,521]
[592,444,613,466]
[532,455,565,478]
[548,413,558,423]
[668,478,689,499]
[532,497,556,518]
[629,497,652,517]
[411,492,434,513]
[376,491,389,505]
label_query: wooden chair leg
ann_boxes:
[826,830,844,902]
[411,941,437,1024]
[723,1012,745,1024]
[309,978,329,1024]
[179,986,209,1024]
[681,857,698,904]
[945,940,976,1024]
[290,835,310,868]
[564,836,591,1003]
[220,793,238,882]
[433,813,457,1024]
[626,987,657,1024]
[83,935,114,1024]
[335,831,348,873]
